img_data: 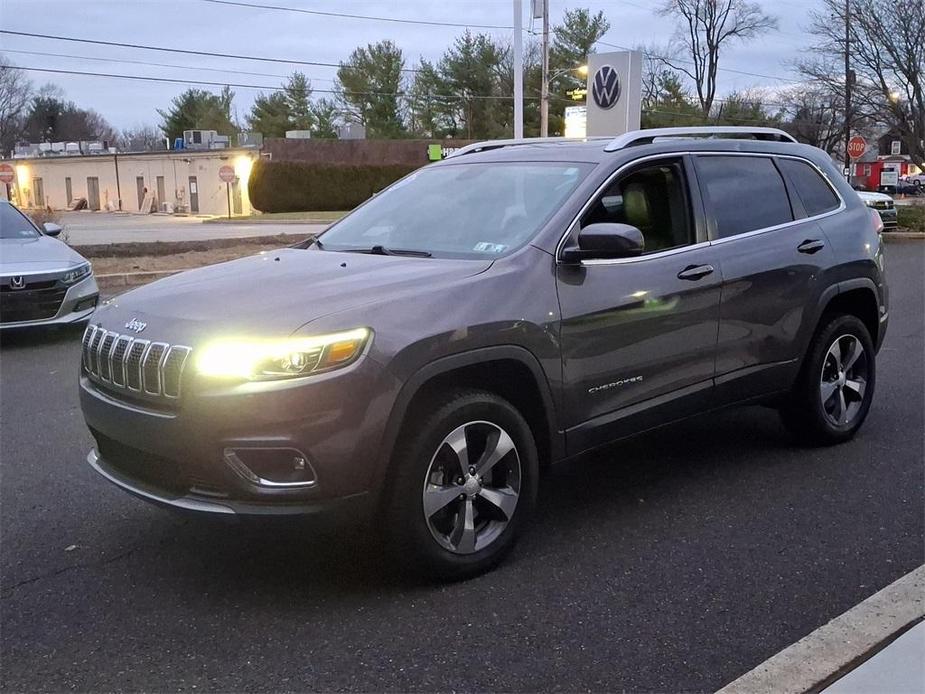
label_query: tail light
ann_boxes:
[870,208,884,234]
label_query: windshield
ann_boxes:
[0,203,41,239]
[318,162,591,259]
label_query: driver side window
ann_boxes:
[581,158,694,254]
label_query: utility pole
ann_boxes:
[843,0,852,182]
[540,0,550,137]
[513,0,524,139]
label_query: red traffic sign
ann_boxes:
[0,163,14,184]
[847,136,867,159]
[218,165,236,183]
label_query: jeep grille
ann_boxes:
[82,324,191,400]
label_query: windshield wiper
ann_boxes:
[342,245,432,258]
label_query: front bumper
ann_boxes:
[80,353,399,516]
[87,449,369,516]
[0,274,99,329]
[874,208,898,229]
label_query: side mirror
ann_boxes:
[43,222,63,237]
[561,223,644,262]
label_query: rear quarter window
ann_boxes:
[696,155,794,239]
[777,158,841,216]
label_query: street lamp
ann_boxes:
[541,65,588,137]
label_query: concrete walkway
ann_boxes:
[822,620,924,693]
[57,211,326,245]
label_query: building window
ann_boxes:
[891,140,901,155]
[864,164,872,177]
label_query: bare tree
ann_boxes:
[0,58,32,156]
[798,0,924,168]
[777,85,844,154]
[658,0,778,116]
[119,124,165,152]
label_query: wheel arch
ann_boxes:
[373,346,563,500]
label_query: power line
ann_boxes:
[0,48,336,83]
[201,0,515,30]
[8,65,540,101]
[0,29,421,74]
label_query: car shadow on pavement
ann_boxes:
[92,404,798,598]
[0,323,86,349]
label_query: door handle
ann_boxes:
[677,264,715,281]
[797,239,825,254]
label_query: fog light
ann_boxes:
[223,447,317,488]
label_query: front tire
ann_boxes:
[781,314,876,445]
[384,388,539,580]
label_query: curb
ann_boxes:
[96,269,187,289]
[716,564,925,694]
[201,218,339,225]
[883,232,925,240]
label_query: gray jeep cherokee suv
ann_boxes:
[80,127,889,579]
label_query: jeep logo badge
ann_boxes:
[124,318,147,333]
[592,65,621,110]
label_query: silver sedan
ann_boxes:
[1,200,99,329]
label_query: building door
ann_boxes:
[87,177,100,210]
[156,176,166,209]
[136,176,145,211]
[231,179,243,215]
[32,178,44,208]
[65,177,73,206]
[188,176,199,213]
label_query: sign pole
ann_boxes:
[513,0,523,139]
[226,182,231,219]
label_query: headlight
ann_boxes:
[62,263,92,284]
[195,328,371,380]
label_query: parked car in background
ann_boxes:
[894,180,923,196]
[856,191,898,229]
[902,173,924,188]
[79,127,889,579]
[0,200,98,328]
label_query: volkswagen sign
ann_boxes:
[592,65,621,110]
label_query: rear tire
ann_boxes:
[780,314,876,445]
[383,388,539,581]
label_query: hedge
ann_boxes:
[248,160,418,213]
[896,206,925,233]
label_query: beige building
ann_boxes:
[1,148,258,217]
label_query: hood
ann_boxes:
[95,248,492,341]
[0,236,88,274]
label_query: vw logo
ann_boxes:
[9,276,25,290]
[592,65,621,110]
[124,318,147,333]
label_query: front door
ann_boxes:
[136,176,145,211]
[65,177,73,206]
[156,176,166,208]
[87,177,100,210]
[694,153,838,401]
[32,178,44,208]
[188,176,199,213]
[557,156,722,452]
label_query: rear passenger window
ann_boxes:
[696,156,793,239]
[778,158,840,216]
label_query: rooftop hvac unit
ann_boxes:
[285,130,312,139]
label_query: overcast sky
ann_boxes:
[2,0,819,131]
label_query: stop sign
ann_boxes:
[847,136,867,159]
[0,163,14,185]
[218,165,236,183]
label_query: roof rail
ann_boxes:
[447,136,610,159]
[604,126,798,152]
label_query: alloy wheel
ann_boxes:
[421,420,522,555]
[820,334,869,427]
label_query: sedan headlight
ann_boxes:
[62,263,92,284]
[196,328,371,380]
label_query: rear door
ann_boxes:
[694,153,839,402]
[557,155,722,452]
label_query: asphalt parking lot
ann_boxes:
[1,241,922,692]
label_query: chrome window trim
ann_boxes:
[555,150,847,265]
[142,342,169,396]
[125,339,149,392]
